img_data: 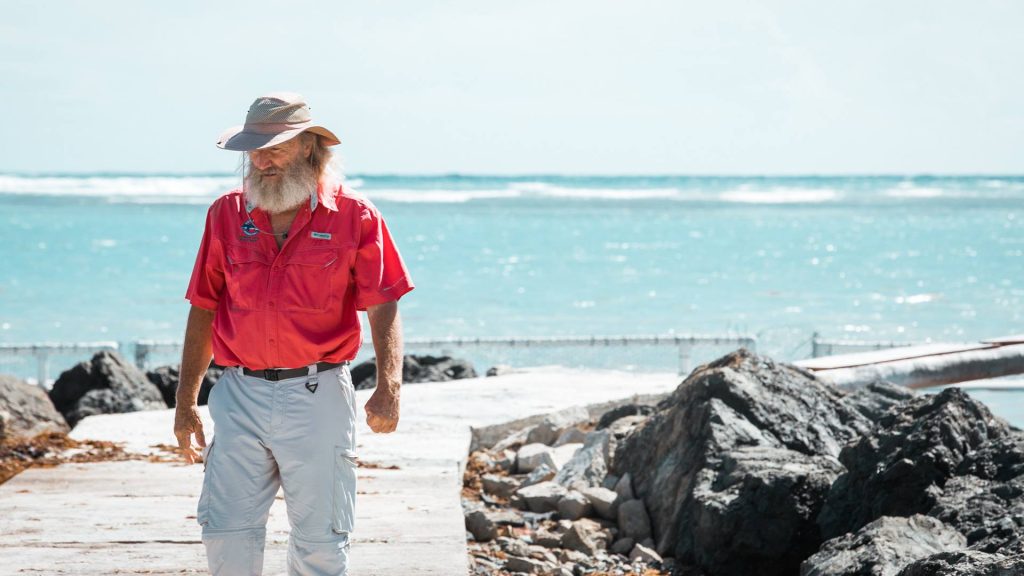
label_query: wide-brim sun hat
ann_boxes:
[216,92,341,151]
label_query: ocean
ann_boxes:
[1,174,1022,421]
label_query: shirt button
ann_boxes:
[269,338,275,344]
[269,301,275,308]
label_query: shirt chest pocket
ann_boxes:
[225,245,272,311]
[279,247,345,312]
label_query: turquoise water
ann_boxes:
[1,174,1022,387]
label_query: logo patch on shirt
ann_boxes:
[311,231,332,240]
[241,219,259,236]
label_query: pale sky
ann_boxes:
[2,0,1022,174]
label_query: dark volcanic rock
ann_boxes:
[895,550,1024,576]
[927,474,1024,554]
[843,380,916,423]
[800,515,966,576]
[0,374,69,441]
[614,348,873,576]
[48,351,166,427]
[351,354,477,390]
[818,388,1011,540]
[146,364,224,408]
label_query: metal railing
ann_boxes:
[0,341,120,386]
[809,332,917,358]
[136,334,758,375]
[5,333,948,388]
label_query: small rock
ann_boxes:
[505,555,552,574]
[521,463,556,488]
[629,543,663,564]
[554,427,587,446]
[498,536,531,557]
[516,481,568,513]
[532,529,562,548]
[493,449,516,471]
[517,443,557,474]
[617,499,652,542]
[465,509,497,542]
[486,364,514,377]
[557,491,592,521]
[561,518,609,555]
[527,545,558,564]
[482,474,521,499]
[581,486,620,520]
[493,428,530,453]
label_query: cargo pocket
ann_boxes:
[331,447,358,534]
[196,438,215,527]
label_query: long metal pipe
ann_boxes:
[809,343,1024,389]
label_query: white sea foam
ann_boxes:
[0,175,236,200]
[885,184,946,198]
[719,187,839,204]
[365,189,523,203]
[512,181,684,200]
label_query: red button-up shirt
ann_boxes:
[185,180,414,369]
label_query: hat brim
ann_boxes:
[216,125,341,151]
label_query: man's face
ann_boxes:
[244,135,318,214]
[249,137,306,177]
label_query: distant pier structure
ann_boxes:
[2,333,1023,390]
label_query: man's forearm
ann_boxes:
[178,305,216,407]
[366,301,402,392]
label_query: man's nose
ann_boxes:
[250,151,271,170]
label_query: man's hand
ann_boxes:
[174,404,207,464]
[364,386,400,433]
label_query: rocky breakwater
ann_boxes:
[464,348,1024,575]
[463,403,672,575]
[613,348,1024,576]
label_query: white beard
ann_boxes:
[244,157,318,214]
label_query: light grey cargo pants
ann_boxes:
[198,364,357,576]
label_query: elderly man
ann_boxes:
[173,92,413,575]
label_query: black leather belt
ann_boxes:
[242,361,348,382]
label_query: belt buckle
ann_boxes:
[263,369,280,381]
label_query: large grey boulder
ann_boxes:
[0,374,68,441]
[613,348,873,576]
[351,354,477,390]
[818,388,1012,540]
[48,351,166,427]
[801,515,966,576]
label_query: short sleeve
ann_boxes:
[352,205,414,311]
[184,205,226,311]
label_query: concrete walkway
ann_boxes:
[0,367,679,575]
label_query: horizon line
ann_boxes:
[1,171,1023,179]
